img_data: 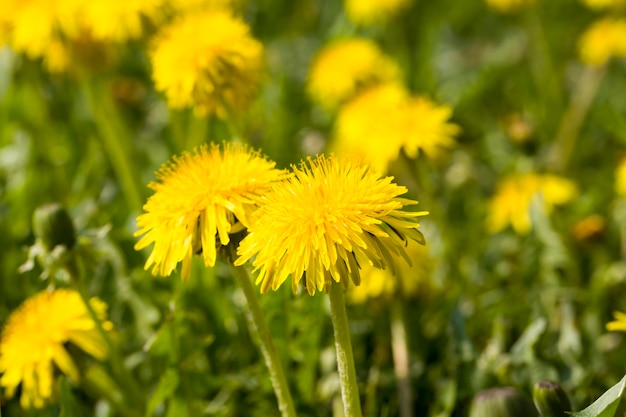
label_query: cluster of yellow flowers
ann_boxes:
[307,38,460,173]
[578,0,626,66]
[135,142,428,295]
[0,0,263,116]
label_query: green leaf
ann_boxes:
[146,367,180,417]
[569,375,626,417]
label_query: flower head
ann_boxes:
[344,0,413,26]
[81,0,164,42]
[402,96,460,159]
[579,18,626,67]
[0,0,162,71]
[334,83,408,172]
[150,10,264,116]
[607,311,626,331]
[307,38,401,110]
[0,289,111,408]
[135,142,285,280]
[235,154,428,295]
[334,84,459,172]
[486,173,577,234]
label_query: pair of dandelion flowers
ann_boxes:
[135,142,428,294]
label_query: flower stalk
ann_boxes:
[329,281,363,417]
[231,266,298,417]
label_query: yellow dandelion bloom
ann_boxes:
[0,0,82,65]
[0,289,111,409]
[81,0,164,42]
[135,143,285,281]
[487,173,577,234]
[579,18,626,67]
[402,96,460,160]
[333,83,408,173]
[150,10,264,116]
[607,311,626,331]
[349,240,432,303]
[616,157,626,198]
[484,0,536,12]
[235,154,428,295]
[582,0,626,9]
[166,0,236,13]
[307,38,401,110]
[344,0,412,26]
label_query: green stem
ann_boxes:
[328,281,363,417]
[68,265,145,416]
[81,78,144,211]
[231,266,298,417]
[549,65,605,172]
[390,303,413,417]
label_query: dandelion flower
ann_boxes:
[334,83,408,172]
[334,85,459,172]
[607,311,626,331]
[81,0,164,42]
[402,96,460,160]
[307,38,401,110]
[0,289,111,408]
[484,0,536,12]
[135,143,285,281]
[150,10,264,116]
[486,173,577,234]
[579,18,626,67]
[235,154,428,295]
[344,0,413,26]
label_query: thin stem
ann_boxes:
[81,78,144,211]
[390,303,413,417]
[67,264,145,416]
[231,266,298,417]
[328,281,363,417]
[549,65,605,172]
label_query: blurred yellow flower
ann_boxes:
[150,10,264,116]
[487,173,577,234]
[579,18,626,66]
[166,0,236,12]
[0,0,81,69]
[334,84,459,172]
[606,311,626,331]
[349,240,433,303]
[307,38,401,110]
[81,0,164,42]
[403,96,460,160]
[235,154,428,295]
[0,0,162,71]
[344,0,412,26]
[135,143,285,281]
[334,83,408,172]
[484,0,536,12]
[582,0,626,9]
[0,289,111,408]
[616,157,626,198]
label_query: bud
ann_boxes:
[33,203,77,251]
[469,387,539,417]
[533,380,571,417]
